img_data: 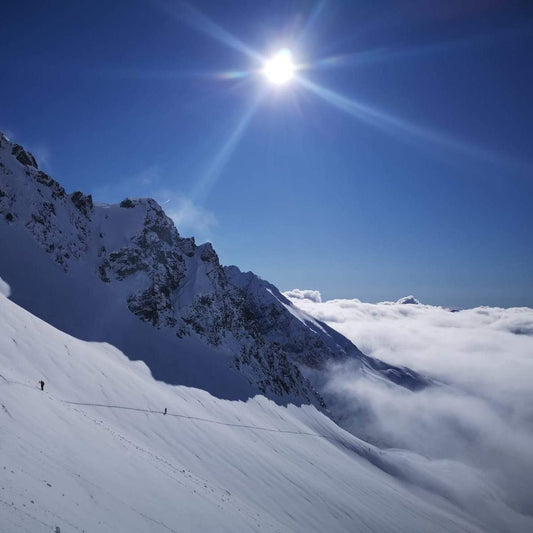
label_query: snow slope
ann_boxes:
[0,283,495,533]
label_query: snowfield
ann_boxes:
[0,282,496,533]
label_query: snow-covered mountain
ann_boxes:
[0,130,424,413]
[2,132,531,532]
[0,280,497,532]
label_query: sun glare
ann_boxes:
[263,49,295,85]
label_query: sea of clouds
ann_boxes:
[284,290,533,529]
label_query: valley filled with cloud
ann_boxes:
[285,292,533,525]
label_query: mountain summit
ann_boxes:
[0,130,425,412]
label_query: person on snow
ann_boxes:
[164,408,167,415]
[39,380,45,391]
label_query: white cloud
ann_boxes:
[157,193,217,242]
[91,167,217,242]
[282,289,322,303]
[30,144,52,172]
[288,292,533,528]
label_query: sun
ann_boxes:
[263,49,295,85]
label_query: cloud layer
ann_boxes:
[282,288,322,303]
[161,193,217,242]
[285,291,533,530]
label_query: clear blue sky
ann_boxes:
[1,0,532,308]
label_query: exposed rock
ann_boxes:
[11,144,38,168]
[70,191,93,217]
[180,237,196,257]
[119,198,135,208]
[98,199,186,329]
[36,171,66,200]
[199,243,218,263]
[397,295,420,305]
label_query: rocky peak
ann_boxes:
[397,295,420,305]
[11,143,38,168]
[198,242,218,263]
[0,133,90,269]
[70,191,94,218]
[97,198,188,328]
[35,170,67,199]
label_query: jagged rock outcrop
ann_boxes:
[70,191,94,218]
[11,143,37,168]
[0,133,90,269]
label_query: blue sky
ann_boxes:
[1,0,532,307]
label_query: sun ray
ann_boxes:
[149,2,529,174]
[313,24,533,72]
[155,0,264,63]
[313,40,479,71]
[109,67,251,81]
[297,76,529,169]
[192,90,265,202]
[296,0,329,47]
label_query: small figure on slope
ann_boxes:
[39,380,45,391]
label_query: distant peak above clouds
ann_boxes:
[396,295,421,305]
[283,290,423,306]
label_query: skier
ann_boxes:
[164,408,167,415]
[39,380,45,391]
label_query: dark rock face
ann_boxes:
[236,341,325,406]
[70,191,93,218]
[23,199,90,270]
[180,237,196,257]
[11,144,38,168]
[98,200,187,329]
[36,171,66,200]
[120,198,135,208]
[200,243,218,263]
[128,285,179,328]
[1,140,90,271]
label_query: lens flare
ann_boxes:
[263,49,295,85]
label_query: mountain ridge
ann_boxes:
[0,129,426,414]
